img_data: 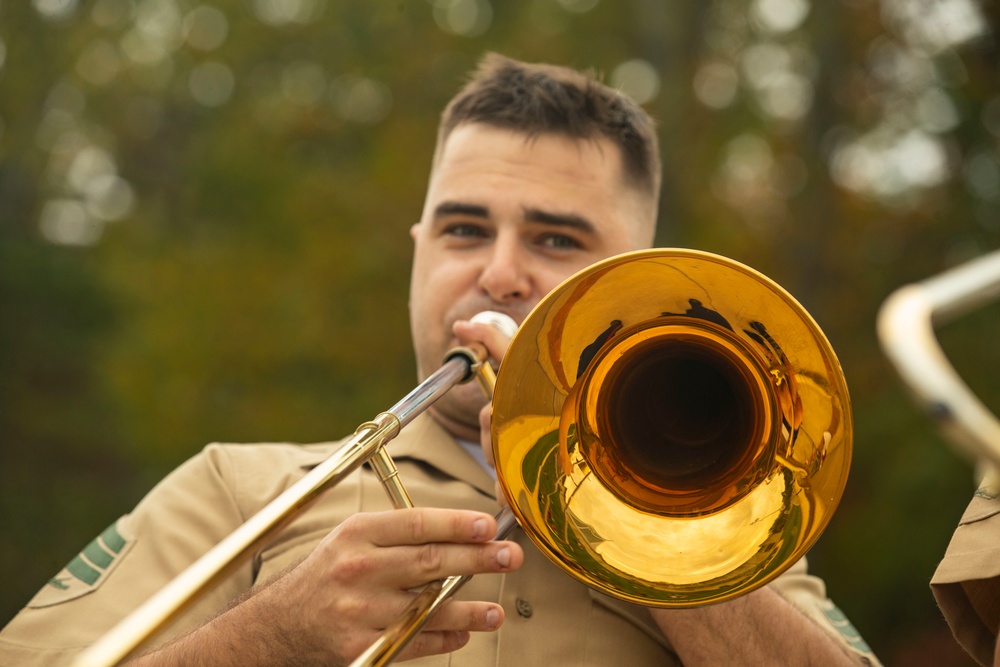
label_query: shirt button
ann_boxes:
[515,597,533,619]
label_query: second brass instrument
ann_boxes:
[878,249,1000,487]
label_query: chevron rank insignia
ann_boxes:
[819,600,874,656]
[28,519,134,608]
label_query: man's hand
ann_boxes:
[130,509,524,666]
[453,318,513,505]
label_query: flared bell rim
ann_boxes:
[491,248,852,607]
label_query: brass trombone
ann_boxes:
[74,249,853,667]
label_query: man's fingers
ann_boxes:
[494,480,508,508]
[386,540,523,588]
[388,601,502,661]
[325,509,523,588]
[347,508,497,547]
[394,630,471,662]
[343,536,523,589]
[478,404,495,469]
[420,600,504,633]
[453,319,513,365]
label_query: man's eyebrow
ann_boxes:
[433,201,490,219]
[524,208,597,235]
[431,201,598,236]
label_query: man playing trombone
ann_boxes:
[1,53,878,666]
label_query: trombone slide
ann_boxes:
[72,342,495,667]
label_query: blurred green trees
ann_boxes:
[1,1,998,664]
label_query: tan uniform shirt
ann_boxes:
[932,484,1000,666]
[1,414,878,665]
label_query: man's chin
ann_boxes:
[428,390,487,441]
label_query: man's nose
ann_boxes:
[478,242,531,303]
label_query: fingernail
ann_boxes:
[496,547,510,568]
[472,518,488,540]
[486,608,500,629]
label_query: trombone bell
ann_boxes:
[575,319,774,518]
[492,249,852,607]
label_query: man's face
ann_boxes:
[409,123,652,440]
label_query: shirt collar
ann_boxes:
[300,412,497,499]
[384,413,497,497]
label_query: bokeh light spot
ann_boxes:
[76,40,123,87]
[431,0,493,38]
[90,0,133,28]
[555,0,600,12]
[981,96,1000,138]
[915,87,960,133]
[252,0,325,26]
[330,75,393,124]
[750,0,810,34]
[39,199,103,246]
[33,0,79,21]
[881,0,988,54]
[189,61,235,107]
[611,59,660,105]
[281,61,327,106]
[693,61,739,109]
[964,151,1000,201]
[756,71,813,121]
[67,146,116,194]
[84,174,136,221]
[831,127,949,201]
[184,5,229,52]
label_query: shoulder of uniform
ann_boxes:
[187,414,448,499]
[180,440,349,513]
[199,439,346,469]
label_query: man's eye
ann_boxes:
[540,234,581,250]
[444,223,489,238]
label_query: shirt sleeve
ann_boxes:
[0,445,255,667]
[931,484,1000,666]
[770,556,882,665]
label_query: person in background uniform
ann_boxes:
[0,53,880,666]
[932,481,1000,666]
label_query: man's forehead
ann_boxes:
[425,123,653,246]
[435,123,621,179]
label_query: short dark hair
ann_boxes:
[436,53,661,203]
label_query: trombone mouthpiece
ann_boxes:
[471,311,518,339]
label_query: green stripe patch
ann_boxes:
[63,525,124,585]
[66,555,101,585]
[820,602,874,655]
[975,486,998,500]
[101,522,127,553]
[83,539,114,569]
[28,518,134,609]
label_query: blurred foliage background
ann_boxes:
[1,0,998,664]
